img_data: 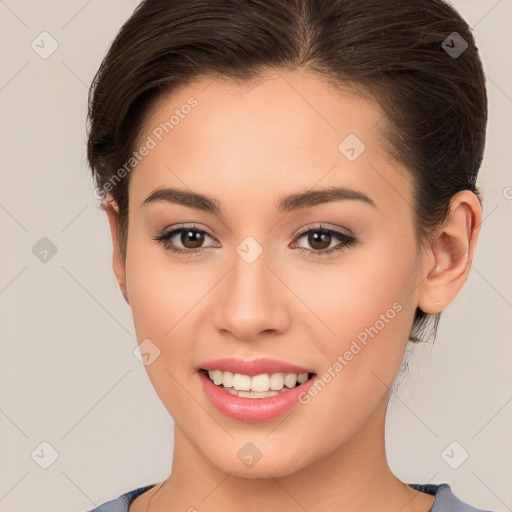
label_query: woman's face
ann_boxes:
[115,69,430,477]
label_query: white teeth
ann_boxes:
[251,374,270,392]
[206,370,311,393]
[232,373,251,391]
[269,373,285,390]
[237,389,280,398]
[213,370,223,385]
[284,374,297,388]
[222,371,234,388]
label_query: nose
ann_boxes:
[212,251,290,342]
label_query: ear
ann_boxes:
[417,190,482,314]
[103,196,129,305]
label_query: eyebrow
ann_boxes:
[140,185,377,214]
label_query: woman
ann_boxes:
[85,0,493,510]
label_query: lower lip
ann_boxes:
[198,371,316,422]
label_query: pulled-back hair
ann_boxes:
[87,0,487,344]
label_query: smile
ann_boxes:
[204,370,311,397]
[197,358,317,422]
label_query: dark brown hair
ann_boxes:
[86,0,487,344]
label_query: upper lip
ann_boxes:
[198,357,315,376]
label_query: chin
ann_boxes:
[203,441,314,479]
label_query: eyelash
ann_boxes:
[152,224,358,258]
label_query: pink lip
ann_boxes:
[198,371,316,422]
[198,357,314,376]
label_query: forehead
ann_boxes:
[129,69,414,219]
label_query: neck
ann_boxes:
[147,394,428,512]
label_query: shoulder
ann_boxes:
[409,483,496,512]
[84,484,158,512]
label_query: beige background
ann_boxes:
[0,1,511,511]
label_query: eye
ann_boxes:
[152,224,218,256]
[153,223,358,258]
[291,224,358,257]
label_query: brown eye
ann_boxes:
[153,225,218,256]
[180,229,205,249]
[293,226,358,257]
[306,230,332,251]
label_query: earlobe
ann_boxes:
[417,190,482,314]
[103,196,129,305]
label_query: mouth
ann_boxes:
[196,358,317,422]
[200,369,316,398]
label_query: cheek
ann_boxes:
[124,232,220,405]
[282,255,416,452]
[125,229,201,337]
[292,241,417,376]
[124,241,200,416]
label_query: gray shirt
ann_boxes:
[85,482,495,511]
